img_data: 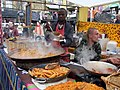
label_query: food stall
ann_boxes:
[1,35,120,89]
[0,24,120,90]
[1,46,120,90]
[0,1,120,90]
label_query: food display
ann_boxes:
[9,48,63,59]
[77,21,120,47]
[6,38,65,69]
[45,81,104,90]
[7,38,64,59]
[28,63,70,79]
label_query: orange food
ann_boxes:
[77,21,120,47]
[29,64,70,79]
[45,81,104,90]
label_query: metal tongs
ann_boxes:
[47,22,64,42]
[47,22,61,36]
[46,22,54,33]
[60,60,85,68]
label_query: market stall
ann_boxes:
[1,1,120,90]
[1,24,120,90]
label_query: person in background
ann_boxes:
[33,21,44,37]
[22,23,29,37]
[74,28,101,64]
[114,14,120,24]
[8,21,19,37]
[29,23,35,38]
[87,8,91,22]
[17,24,23,36]
[3,24,9,39]
[45,8,74,62]
[53,12,58,20]
[91,7,99,22]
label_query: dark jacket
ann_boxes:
[74,35,101,63]
[51,21,74,47]
[115,19,120,24]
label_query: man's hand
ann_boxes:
[102,57,120,65]
[109,57,120,65]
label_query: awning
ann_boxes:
[67,0,120,7]
[109,3,120,8]
[103,3,120,12]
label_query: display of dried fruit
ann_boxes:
[77,21,120,47]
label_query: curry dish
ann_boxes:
[45,81,104,90]
[9,48,63,59]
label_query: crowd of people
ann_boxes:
[3,21,19,39]
[3,21,29,40]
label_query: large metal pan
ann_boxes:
[7,38,65,60]
[28,63,70,83]
[82,61,118,76]
[8,48,65,60]
[8,48,65,70]
[61,61,118,76]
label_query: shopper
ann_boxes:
[114,14,120,24]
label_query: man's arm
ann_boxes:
[61,23,73,47]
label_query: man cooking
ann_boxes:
[45,8,74,62]
[74,28,101,64]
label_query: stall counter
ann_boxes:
[0,49,75,90]
[0,49,39,90]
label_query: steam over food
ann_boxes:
[9,48,64,59]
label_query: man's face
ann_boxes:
[90,29,100,42]
[58,10,66,22]
[9,22,13,27]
